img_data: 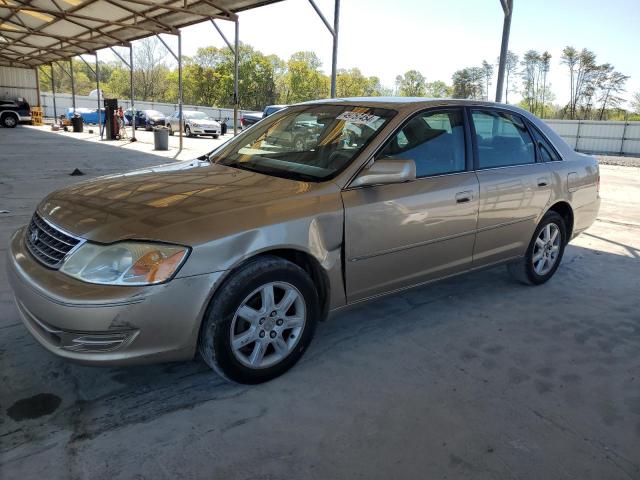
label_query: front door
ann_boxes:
[470,108,552,266]
[342,108,479,302]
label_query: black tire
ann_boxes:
[1,113,19,128]
[212,134,219,139]
[508,211,566,285]
[185,125,192,137]
[198,256,319,384]
[168,125,174,135]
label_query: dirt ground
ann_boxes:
[1,126,639,479]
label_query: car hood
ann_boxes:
[37,161,321,245]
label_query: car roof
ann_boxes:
[294,97,530,114]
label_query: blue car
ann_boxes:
[124,109,166,130]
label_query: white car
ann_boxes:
[166,110,221,138]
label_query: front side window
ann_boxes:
[214,105,395,181]
[378,109,466,177]
[472,110,536,168]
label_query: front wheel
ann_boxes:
[185,125,192,137]
[1,113,18,128]
[198,256,319,384]
[508,211,566,285]
[168,124,174,135]
[212,134,219,139]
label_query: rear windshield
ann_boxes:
[213,104,396,182]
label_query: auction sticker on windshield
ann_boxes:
[337,111,381,125]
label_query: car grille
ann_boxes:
[25,213,82,268]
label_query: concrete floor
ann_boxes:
[1,125,639,480]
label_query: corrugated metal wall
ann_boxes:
[0,66,38,105]
[544,120,640,156]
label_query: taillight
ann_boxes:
[240,118,245,126]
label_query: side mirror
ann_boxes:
[350,159,416,188]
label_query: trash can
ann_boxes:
[220,119,228,135]
[71,113,83,133]
[153,126,169,150]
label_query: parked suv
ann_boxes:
[8,98,600,384]
[0,97,31,127]
[166,110,221,138]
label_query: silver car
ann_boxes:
[166,110,221,138]
[7,98,600,384]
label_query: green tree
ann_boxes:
[279,51,329,103]
[452,67,483,99]
[481,60,494,100]
[497,50,519,103]
[424,80,451,98]
[561,47,600,119]
[396,70,427,96]
[631,91,640,114]
[595,65,629,120]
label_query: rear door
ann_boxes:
[470,108,551,267]
[342,108,479,301]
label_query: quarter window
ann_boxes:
[530,124,561,162]
[378,109,466,177]
[472,110,536,168]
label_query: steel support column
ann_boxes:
[34,67,41,107]
[129,45,136,140]
[69,59,76,112]
[233,19,239,135]
[495,0,513,103]
[178,30,183,150]
[211,18,239,135]
[95,53,102,139]
[50,64,57,121]
[331,0,340,98]
[308,0,340,98]
[157,33,183,149]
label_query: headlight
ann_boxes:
[60,242,189,286]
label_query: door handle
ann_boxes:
[537,177,549,187]
[455,191,474,204]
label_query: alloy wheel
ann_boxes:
[230,281,306,369]
[532,222,561,275]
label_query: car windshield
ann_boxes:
[186,111,208,119]
[214,104,395,181]
[147,110,163,117]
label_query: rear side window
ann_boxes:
[529,124,561,162]
[472,110,536,168]
[378,109,466,177]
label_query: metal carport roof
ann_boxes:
[0,0,283,68]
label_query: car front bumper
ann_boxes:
[191,126,218,135]
[7,227,223,365]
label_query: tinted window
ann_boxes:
[530,124,561,162]
[472,110,535,168]
[378,109,466,177]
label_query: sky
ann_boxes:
[119,0,640,106]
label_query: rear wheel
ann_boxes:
[508,211,566,285]
[1,113,18,128]
[168,124,174,135]
[198,256,319,384]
